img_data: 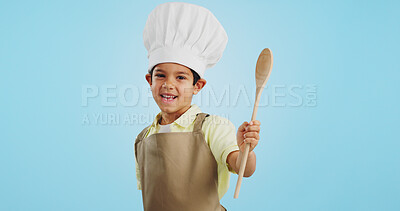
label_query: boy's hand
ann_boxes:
[237,120,261,152]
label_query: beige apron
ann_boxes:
[135,113,226,211]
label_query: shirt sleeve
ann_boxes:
[202,115,240,173]
[135,159,142,190]
[134,136,142,190]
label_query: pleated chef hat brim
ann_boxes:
[143,2,228,78]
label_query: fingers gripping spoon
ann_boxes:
[234,48,273,198]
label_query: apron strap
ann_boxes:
[193,113,209,133]
[134,125,151,161]
[135,125,151,144]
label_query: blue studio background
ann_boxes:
[1,0,399,210]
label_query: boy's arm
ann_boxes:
[227,120,260,177]
[227,150,256,177]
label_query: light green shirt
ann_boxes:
[135,104,239,200]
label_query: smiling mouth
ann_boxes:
[161,94,178,99]
[160,95,178,103]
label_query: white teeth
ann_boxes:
[162,95,176,99]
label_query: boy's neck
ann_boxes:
[159,105,191,125]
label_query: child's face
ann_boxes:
[145,63,205,116]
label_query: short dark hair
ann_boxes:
[148,66,201,85]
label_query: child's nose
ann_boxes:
[162,80,175,89]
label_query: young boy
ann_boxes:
[135,2,261,211]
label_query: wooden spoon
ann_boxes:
[234,48,273,198]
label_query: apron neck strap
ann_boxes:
[193,113,209,133]
[136,125,151,144]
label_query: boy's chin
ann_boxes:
[158,104,190,115]
[157,104,176,112]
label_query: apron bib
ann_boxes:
[135,113,226,211]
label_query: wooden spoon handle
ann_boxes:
[234,143,250,198]
[234,90,262,198]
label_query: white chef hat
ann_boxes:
[143,2,228,78]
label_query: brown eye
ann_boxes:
[177,76,186,80]
[155,74,165,78]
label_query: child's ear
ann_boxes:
[193,79,207,95]
[145,74,152,86]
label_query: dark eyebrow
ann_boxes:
[154,69,190,76]
[154,69,165,73]
[176,71,190,76]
